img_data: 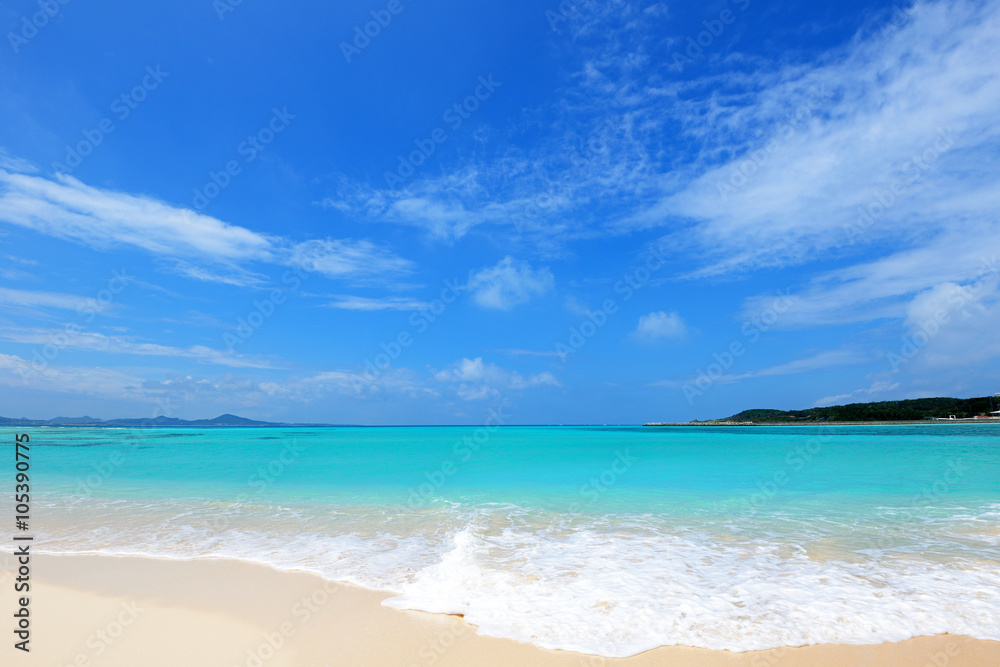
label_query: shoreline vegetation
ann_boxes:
[646,395,1000,426]
[6,553,999,667]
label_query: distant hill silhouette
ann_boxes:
[0,413,286,427]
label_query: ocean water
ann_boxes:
[10,424,1000,657]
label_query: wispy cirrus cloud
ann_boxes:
[533,0,1000,390]
[323,295,432,311]
[287,238,414,280]
[635,0,1000,348]
[318,168,515,244]
[739,246,999,329]
[644,0,1000,277]
[320,0,1000,342]
[655,348,871,389]
[0,167,414,286]
[0,148,36,174]
[0,326,281,369]
[814,379,900,408]
[494,348,565,359]
[0,170,274,261]
[0,286,115,314]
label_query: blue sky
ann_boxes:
[1,0,998,424]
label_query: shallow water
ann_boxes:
[11,424,1000,656]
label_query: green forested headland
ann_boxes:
[721,396,999,422]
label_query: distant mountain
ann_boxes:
[0,413,287,427]
[720,396,1000,423]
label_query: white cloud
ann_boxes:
[740,245,999,329]
[672,0,1000,363]
[318,84,649,250]
[319,167,512,244]
[318,0,1000,362]
[169,261,269,288]
[0,168,414,284]
[467,256,554,310]
[747,349,872,379]
[323,295,431,311]
[0,286,113,314]
[286,239,414,279]
[885,270,1000,373]
[0,352,437,416]
[636,0,1000,291]
[655,348,870,388]
[0,170,274,261]
[434,357,559,400]
[0,326,280,369]
[299,367,436,399]
[315,0,1000,291]
[632,311,687,341]
[0,352,147,400]
[495,348,564,358]
[814,380,900,407]
[0,148,36,174]
[385,197,482,243]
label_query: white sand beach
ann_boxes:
[3,553,997,667]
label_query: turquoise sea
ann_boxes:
[13,424,1000,656]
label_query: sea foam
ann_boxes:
[35,498,1000,657]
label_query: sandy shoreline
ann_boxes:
[2,553,997,666]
